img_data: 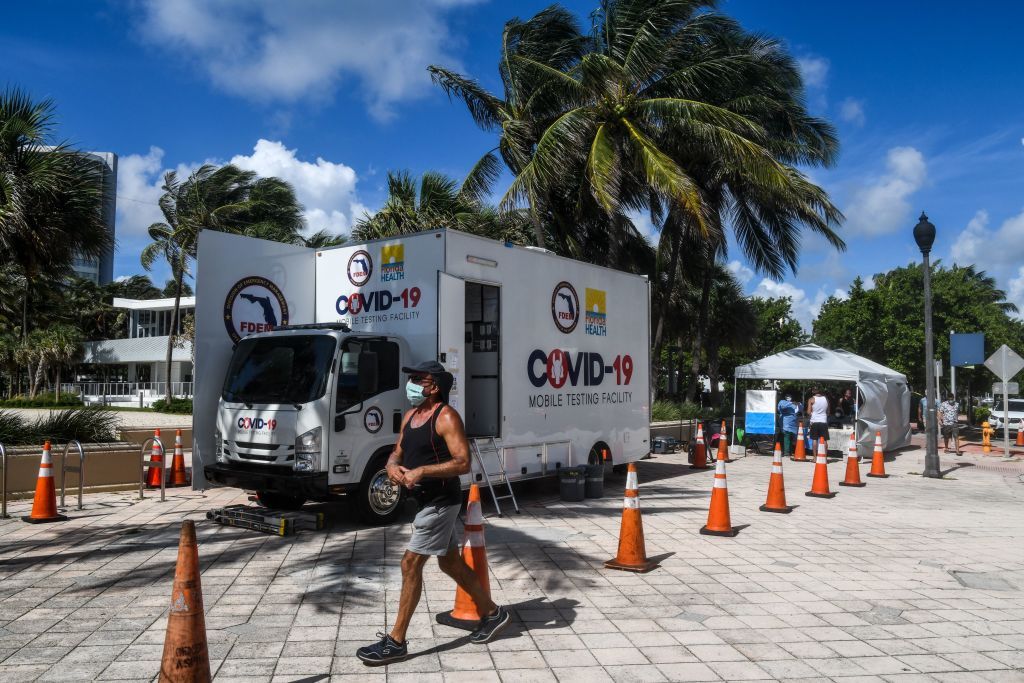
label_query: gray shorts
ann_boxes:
[408,502,462,556]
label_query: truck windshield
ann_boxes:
[222,335,336,404]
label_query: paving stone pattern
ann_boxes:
[1,440,1023,682]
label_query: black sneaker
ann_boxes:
[356,632,408,666]
[470,605,511,644]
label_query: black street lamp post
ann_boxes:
[913,212,941,478]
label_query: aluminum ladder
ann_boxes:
[471,437,519,516]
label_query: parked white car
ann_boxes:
[987,397,1024,431]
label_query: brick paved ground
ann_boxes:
[1,440,1023,682]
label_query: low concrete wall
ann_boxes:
[650,420,697,442]
[2,442,168,500]
[119,427,193,448]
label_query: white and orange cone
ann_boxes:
[169,429,189,487]
[690,423,707,470]
[1017,424,1024,447]
[839,432,865,487]
[22,441,67,524]
[792,422,808,462]
[700,459,738,536]
[436,485,494,629]
[867,431,889,478]
[145,428,165,488]
[716,420,730,462]
[760,442,793,513]
[805,437,836,499]
[605,463,658,571]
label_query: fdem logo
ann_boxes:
[223,276,289,344]
[381,243,405,282]
[585,288,607,336]
[347,250,373,287]
[550,281,579,334]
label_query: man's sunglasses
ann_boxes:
[408,375,434,386]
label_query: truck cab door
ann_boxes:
[437,272,465,418]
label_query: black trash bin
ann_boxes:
[584,464,604,498]
[559,466,586,502]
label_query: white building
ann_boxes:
[72,296,195,406]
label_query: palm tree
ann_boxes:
[302,229,347,249]
[143,164,304,405]
[42,324,81,402]
[0,88,112,338]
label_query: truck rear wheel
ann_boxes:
[256,490,306,511]
[357,455,404,524]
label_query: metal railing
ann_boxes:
[63,382,194,401]
[60,441,86,510]
[0,443,7,519]
[139,436,166,502]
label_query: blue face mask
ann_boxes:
[406,380,427,406]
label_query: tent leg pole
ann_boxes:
[732,380,738,447]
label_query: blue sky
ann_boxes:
[4,1,1023,328]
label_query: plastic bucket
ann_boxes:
[584,464,604,498]
[559,466,586,502]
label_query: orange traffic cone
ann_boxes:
[805,437,836,499]
[159,520,210,682]
[22,441,67,524]
[146,429,164,488]
[716,421,730,462]
[690,423,707,470]
[760,442,793,513]
[436,485,494,628]
[699,458,738,536]
[867,431,889,478]
[792,422,808,462]
[169,429,189,487]
[1016,424,1024,447]
[605,463,658,571]
[839,432,866,487]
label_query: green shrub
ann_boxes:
[0,407,117,445]
[652,401,706,422]
[0,391,83,408]
[975,406,991,423]
[152,398,193,414]
[0,411,30,444]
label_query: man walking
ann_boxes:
[939,392,961,454]
[806,387,830,449]
[357,360,510,665]
[777,393,798,456]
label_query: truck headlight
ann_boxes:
[215,430,225,463]
[294,427,321,472]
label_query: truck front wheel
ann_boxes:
[357,455,404,524]
[256,490,306,510]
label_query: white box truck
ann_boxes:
[193,229,650,523]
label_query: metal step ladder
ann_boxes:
[471,437,519,517]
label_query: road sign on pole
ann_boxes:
[992,382,1019,395]
[984,345,1024,458]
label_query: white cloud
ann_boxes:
[797,56,829,89]
[839,97,865,126]
[727,260,754,288]
[229,139,368,234]
[137,0,480,119]
[951,208,1024,267]
[628,210,659,246]
[115,146,167,237]
[752,279,832,331]
[843,146,927,236]
[1008,267,1024,319]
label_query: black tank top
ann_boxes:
[400,403,461,506]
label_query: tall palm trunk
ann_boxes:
[686,267,713,403]
[163,265,184,406]
[652,226,683,353]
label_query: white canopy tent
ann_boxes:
[733,344,912,454]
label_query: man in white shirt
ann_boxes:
[806,387,830,446]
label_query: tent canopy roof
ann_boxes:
[734,344,907,383]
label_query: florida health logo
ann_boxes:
[585,288,607,336]
[380,243,405,282]
[223,276,289,344]
[347,250,373,287]
[551,281,579,334]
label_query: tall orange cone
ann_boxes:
[169,429,189,487]
[146,429,165,488]
[760,442,793,513]
[605,463,658,571]
[700,459,739,536]
[792,422,808,462]
[159,520,210,682]
[867,431,889,478]
[1016,423,1024,447]
[22,441,67,524]
[839,432,866,487]
[716,421,729,462]
[689,423,707,470]
[805,437,836,499]
[436,485,494,628]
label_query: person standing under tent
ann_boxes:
[806,387,830,448]
[939,392,962,454]
[777,393,799,456]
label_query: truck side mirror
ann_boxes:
[334,414,346,432]
[358,351,379,395]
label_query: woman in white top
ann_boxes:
[806,388,830,445]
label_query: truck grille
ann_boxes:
[232,441,281,451]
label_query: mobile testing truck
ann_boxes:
[194,228,651,523]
